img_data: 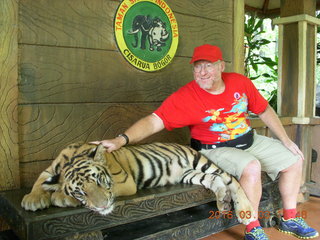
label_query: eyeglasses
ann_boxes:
[193,61,220,73]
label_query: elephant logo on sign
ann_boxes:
[128,15,170,51]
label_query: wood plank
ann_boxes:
[233,0,245,74]
[297,20,307,117]
[280,0,316,17]
[300,125,312,182]
[273,14,320,25]
[19,0,232,55]
[19,45,191,104]
[19,45,233,104]
[280,23,299,116]
[254,124,296,140]
[175,15,232,60]
[306,183,320,197]
[306,25,316,116]
[310,117,320,125]
[0,0,19,191]
[253,127,267,136]
[250,117,293,128]
[18,103,190,163]
[20,160,52,188]
[166,0,233,23]
[298,125,313,202]
[277,24,284,115]
[267,125,296,140]
[19,0,118,49]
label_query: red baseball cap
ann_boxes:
[190,44,223,64]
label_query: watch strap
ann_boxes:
[117,133,129,145]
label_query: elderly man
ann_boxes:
[94,44,318,240]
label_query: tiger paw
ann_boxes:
[217,200,232,212]
[51,191,81,207]
[233,198,255,225]
[21,191,51,211]
[215,187,232,212]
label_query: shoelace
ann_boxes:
[291,217,310,228]
[252,228,269,240]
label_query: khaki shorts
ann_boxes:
[200,131,300,181]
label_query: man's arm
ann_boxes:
[258,105,304,160]
[92,114,165,152]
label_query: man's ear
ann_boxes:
[220,60,225,72]
[92,144,106,163]
[42,174,61,191]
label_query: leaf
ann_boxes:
[253,19,264,32]
[252,63,258,72]
[262,73,271,78]
[250,75,260,80]
[258,39,271,45]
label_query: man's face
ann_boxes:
[193,60,225,91]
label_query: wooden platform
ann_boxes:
[0,173,281,240]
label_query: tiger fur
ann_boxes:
[21,142,255,224]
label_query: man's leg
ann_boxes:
[246,133,318,238]
[200,147,262,220]
[200,148,269,239]
[239,160,262,221]
[278,158,303,210]
[277,158,319,238]
[239,160,270,240]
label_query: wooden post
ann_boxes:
[233,0,245,74]
[274,0,317,117]
[0,0,19,191]
[273,0,317,201]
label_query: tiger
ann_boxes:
[21,142,255,224]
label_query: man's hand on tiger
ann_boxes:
[90,138,124,152]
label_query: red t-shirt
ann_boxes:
[154,72,268,144]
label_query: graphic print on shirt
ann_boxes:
[202,108,224,122]
[202,93,251,142]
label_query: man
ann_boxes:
[93,44,318,240]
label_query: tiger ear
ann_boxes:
[42,174,61,191]
[93,144,106,163]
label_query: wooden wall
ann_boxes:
[17,0,235,188]
[0,0,19,191]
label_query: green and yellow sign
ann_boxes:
[114,0,179,72]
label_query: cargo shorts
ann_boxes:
[200,131,301,181]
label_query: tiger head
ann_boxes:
[42,144,115,215]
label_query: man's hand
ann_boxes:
[282,138,305,161]
[90,137,126,153]
[258,105,304,161]
[91,114,165,153]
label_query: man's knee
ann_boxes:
[281,157,303,173]
[241,160,261,181]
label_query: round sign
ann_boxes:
[114,0,179,72]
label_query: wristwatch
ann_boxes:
[117,133,129,145]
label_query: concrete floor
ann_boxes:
[201,196,320,240]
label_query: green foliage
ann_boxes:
[244,14,278,111]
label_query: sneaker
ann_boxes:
[278,217,319,239]
[245,227,269,240]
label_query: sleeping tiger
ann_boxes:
[21,142,254,224]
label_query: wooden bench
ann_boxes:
[0,173,281,240]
